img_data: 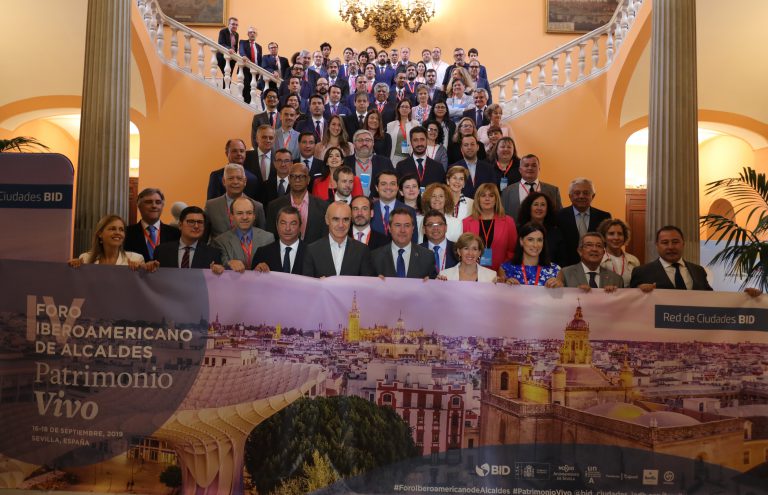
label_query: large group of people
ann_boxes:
[69,33,761,298]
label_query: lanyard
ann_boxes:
[142,225,159,250]
[283,132,291,147]
[479,217,495,246]
[520,265,542,285]
[240,236,252,261]
[399,122,408,140]
[497,160,515,177]
[406,81,415,93]
[414,158,426,183]
[356,158,372,173]
[427,145,437,160]
[608,253,626,276]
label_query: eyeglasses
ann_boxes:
[184,219,205,226]
[425,222,446,228]
[289,174,308,180]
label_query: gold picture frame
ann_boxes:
[157,0,227,27]
[546,0,619,34]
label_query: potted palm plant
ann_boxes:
[700,167,767,291]
[0,136,49,152]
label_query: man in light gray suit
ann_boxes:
[212,197,274,272]
[501,154,562,222]
[273,105,300,159]
[205,163,266,240]
[560,232,623,291]
[303,202,375,277]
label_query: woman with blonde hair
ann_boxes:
[445,165,474,221]
[477,104,510,146]
[68,215,144,268]
[446,78,474,122]
[461,183,517,271]
[315,114,353,158]
[437,232,497,283]
[597,218,641,286]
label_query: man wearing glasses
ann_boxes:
[420,210,458,273]
[343,130,394,197]
[265,163,329,244]
[151,206,224,272]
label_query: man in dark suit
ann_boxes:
[424,69,446,104]
[462,88,491,128]
[630,226,713,291]
[295,95,328,141]
[372,207,437,279]
[370,84,396,125]
[350,195,390,250]
[389,72,417,106]
[252,206,305,274]
[250,88,280,147]
[370,171,419,244]
[501,154,563,220]
[303,202,375,277]
[374,50,396,85]
[324,85,351,119]
[298,132,324,180]
[395,126,445,187]
[266,163,328,244]
[468,48,489,80]
[279,77,309,112]
[261,41,290,82]
[216,17,239,82]
[561,232,623,290]
[345,130,395,197]
[124,188,180,261]
[237,26,262,103]
[343,91,372,136]
[259,148,293,208]
[244,125,275,187]
[556,178,612,267]
[207,138,259,200]
[279,65,312,99]
[420,210,458,273]
[326,60,350,99]
[153,206,224,271]
[452,135,495,198]
[345,76,374,111]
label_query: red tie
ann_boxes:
[250,42,255,61]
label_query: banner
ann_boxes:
[0,154,74,262]
[0,259,767,495]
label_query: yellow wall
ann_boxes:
[195,0,583,82]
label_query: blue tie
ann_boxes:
[476,108,483,127]
[282,246,292,273]
[433,245,441,273]
[396,248,406,278]
[146,225,157,259]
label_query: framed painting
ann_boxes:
[157,0,227,26]
[546,0,619,34]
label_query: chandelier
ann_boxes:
[338,0,436,48]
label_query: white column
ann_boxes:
[74,0,131,254]
[646,0,699,262]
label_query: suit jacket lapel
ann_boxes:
[407,246,420,277]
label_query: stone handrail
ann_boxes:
[136,0,282,112]
[491,0,645,120]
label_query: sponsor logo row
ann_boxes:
[475,463,676,486]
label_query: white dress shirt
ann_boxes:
[659,258,693,289]
[390,242,411,274]
[329,235,348,275]
[279,239,300,271]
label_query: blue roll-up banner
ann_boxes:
[0,260,766,494]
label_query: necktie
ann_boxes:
[577,212,588,237]
[358,114,364,127]
[588,271,598,288]
[433,245,441,273]
[278,178,286,195]
[269,111,276,128]
[332,104,337,115]
[315,120,322,140]
[525,182,535,193]
[383,205,391,235]
[303,159,310,169]
[357,232,364,242]
[476,108,483,127]
[146,225,157,258]
[250,42,255,61]
[672,262,686,290]
[396,248,406,277]
[180,246,191,268]
[282,246,292,273]
[416,158,424,176]
[260,153,268,180]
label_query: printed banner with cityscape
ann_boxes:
[0,260,766,495]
